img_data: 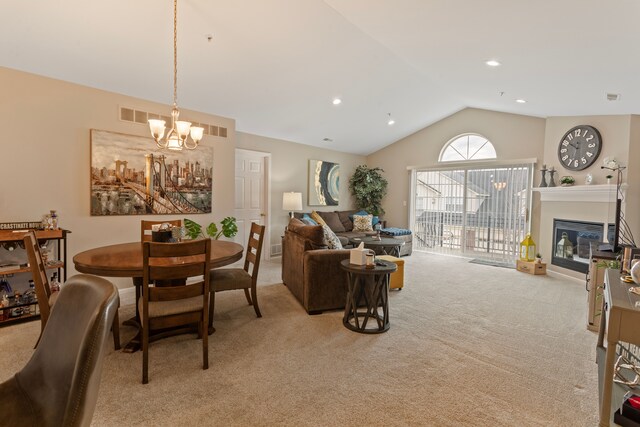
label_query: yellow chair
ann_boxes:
[376,255,404,290]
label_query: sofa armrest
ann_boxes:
[303,249,351,313]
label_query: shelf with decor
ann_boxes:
[533,184,626,203]
[0,223,70,327]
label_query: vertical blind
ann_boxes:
[412,163,533,264]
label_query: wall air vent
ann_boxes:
[606,93,620,101]
[119,106,227,138]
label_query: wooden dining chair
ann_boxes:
[24,231,120,350]
[209,223,265,323]
[141,238,211,384]
[140,219,182,242]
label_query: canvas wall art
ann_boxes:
[90,129,213,216]
[308,159,339,206]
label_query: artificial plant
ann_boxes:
[184,217,238,240]
[348,165,388,216]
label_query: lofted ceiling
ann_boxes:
[1,0,639,155]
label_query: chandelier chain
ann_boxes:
[173,0,178,107]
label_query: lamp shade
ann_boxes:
[283,192,302,211]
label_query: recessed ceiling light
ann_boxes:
[516,99,526,104]
[485,60,501,67]
[332,98,342,105]
[387,113,395,126]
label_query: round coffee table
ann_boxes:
[349,236,404,257]
[340,259,397,334]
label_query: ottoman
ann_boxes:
[376,255,405,290]
[380,228,413,257]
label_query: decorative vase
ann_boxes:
[585,174,593,185]
[539,168,548,188]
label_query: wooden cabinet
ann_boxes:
[587,247,618,332]
[596,269,640,426]
[0,223,69,326]
[516,259,546,275]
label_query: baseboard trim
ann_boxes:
[546,269,584,284]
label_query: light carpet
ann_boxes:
[0,251,598,426]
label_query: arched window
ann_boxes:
[439,133,496,162]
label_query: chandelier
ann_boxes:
[148,0,204,151]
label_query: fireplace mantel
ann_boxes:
[534,184,627,203]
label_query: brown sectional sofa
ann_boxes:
[294,209,412,256]
[282,218,350,314]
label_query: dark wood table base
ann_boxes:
[341,259,396,334]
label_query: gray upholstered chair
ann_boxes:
[0,274,119,427]
[209,222,266,321]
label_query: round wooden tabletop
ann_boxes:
[339,259,397,275]
[73,240,244,277]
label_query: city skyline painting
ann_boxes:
[90,129,213,216]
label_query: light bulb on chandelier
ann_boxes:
[148,0,204,151]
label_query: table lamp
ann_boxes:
[283,192,302,218]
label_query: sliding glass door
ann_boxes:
[412,163,532,265]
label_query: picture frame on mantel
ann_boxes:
[308,159,339,206]
[90,129,213,216]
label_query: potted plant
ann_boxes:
[560,176,575,186]
[535,253,542,264]
[184,217,238,240]
[348,165,388,216]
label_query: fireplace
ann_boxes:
[551,219,615,273]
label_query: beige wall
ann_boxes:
[366,108,546,237]
[0,67,235,289]
[366,108,640,276]
[3,66,637,285]
[539,115,638,275]
[627,115,640,243]
[236,132,366,254]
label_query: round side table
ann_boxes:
[340,259,397,334]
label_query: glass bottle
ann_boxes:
[50,210,59,230]
[50,272,60,292]
[27,280,37,314]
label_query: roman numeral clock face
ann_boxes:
[557,125,602,171]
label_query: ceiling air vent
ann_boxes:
[119,106,228,138]
[606,93,620,101]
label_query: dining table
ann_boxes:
[73,239,244,352]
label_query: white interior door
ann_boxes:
[235,149,270,258]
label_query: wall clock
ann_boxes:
[557,125,602,171]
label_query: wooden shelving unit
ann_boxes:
[0,224,69,326]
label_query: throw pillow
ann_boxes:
[321,224,343,249]
[317,211,346,233]
[353,214,374,232]
[337,210,358,232]
[302,213,317,225]
[310,211,326,226]
[349,210,369,222]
